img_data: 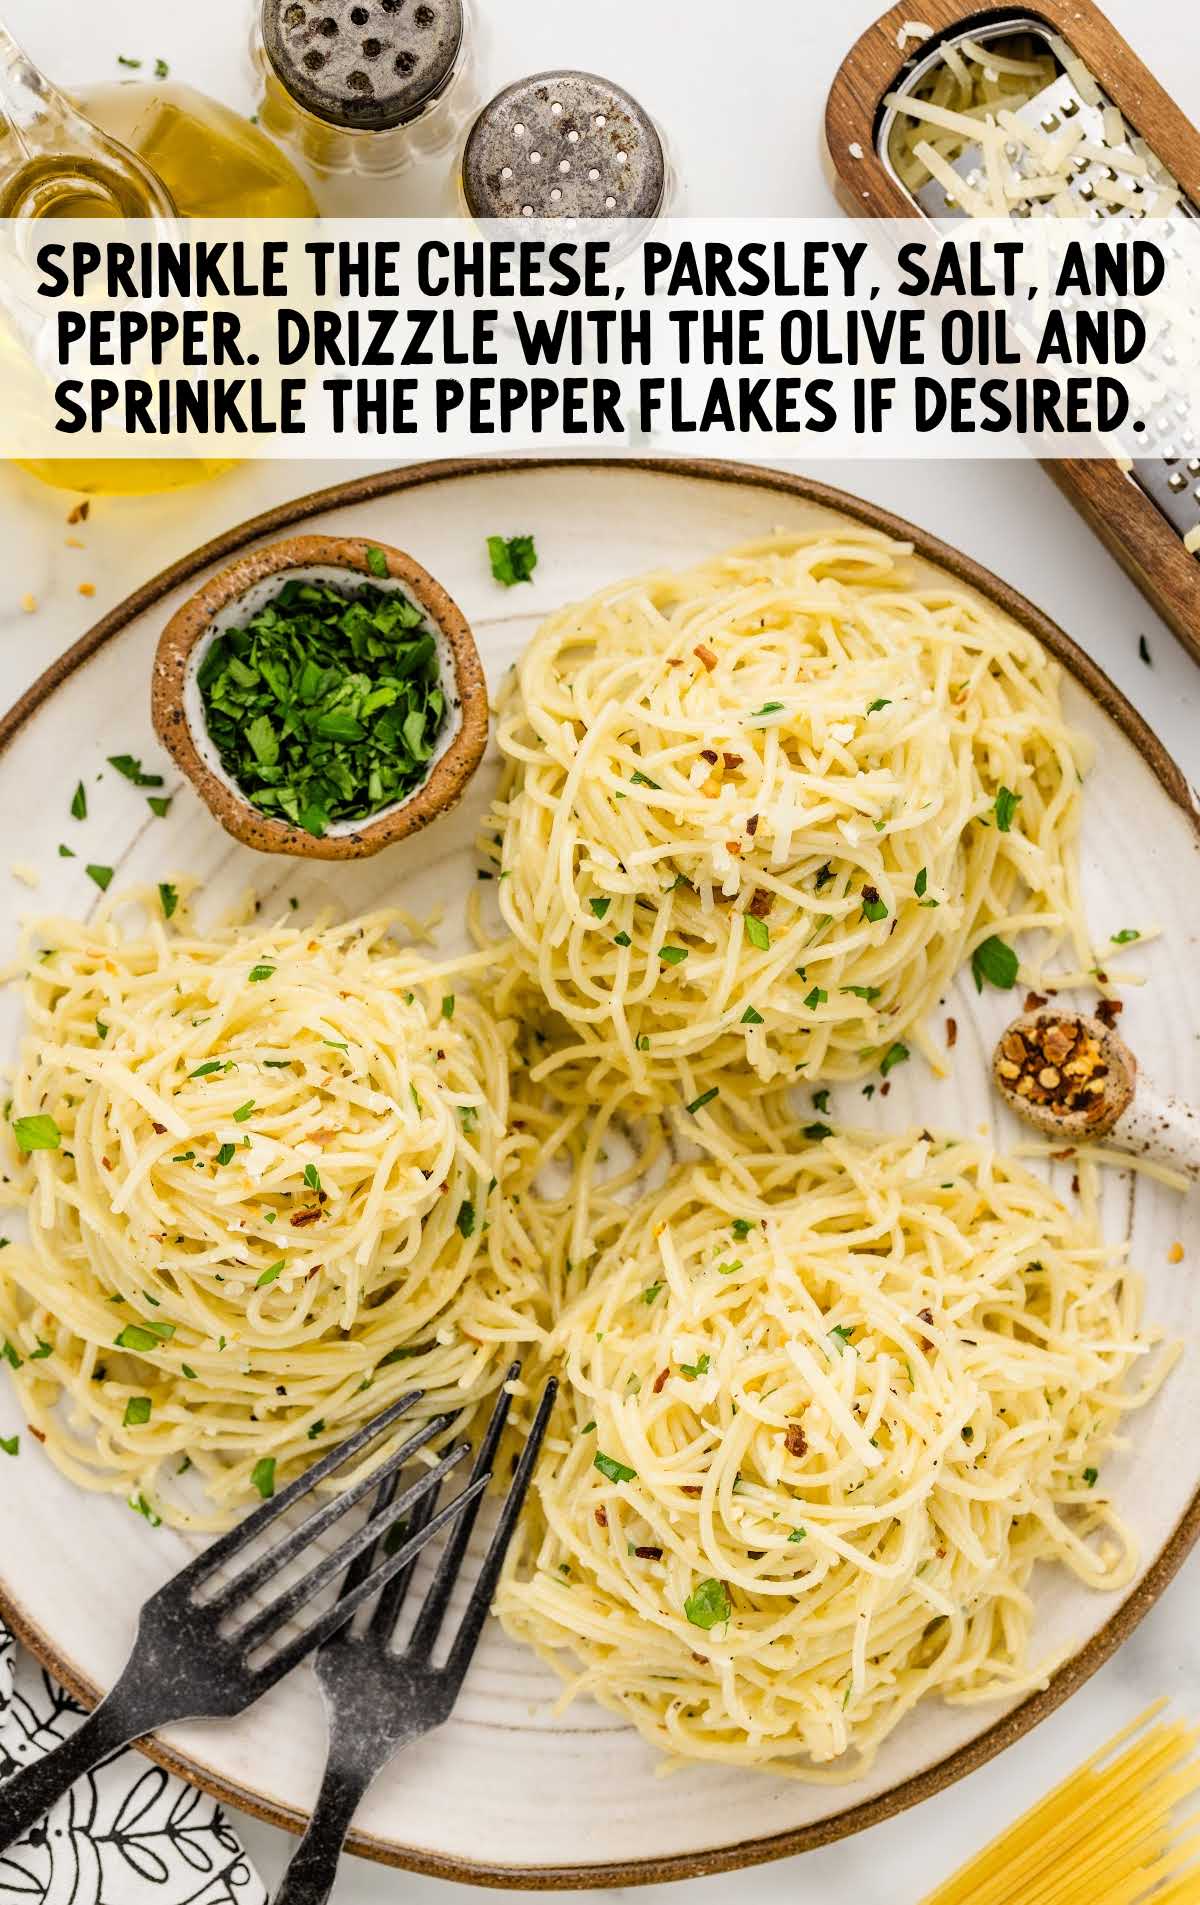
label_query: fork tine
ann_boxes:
[405,1363,519,1657]
[170,1388,424,1594]
[256,1472,491,1689]
[211,1411,455,1612]
[443,1377,557,1685]
[322,1466,405,1640]
[366,1464,441,1642]
[234,1439,472,1658]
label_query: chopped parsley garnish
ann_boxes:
[190,1060,224,1078]
[614,931,632,947]
[642,1282,662,1305]
[196,570,445,838]
[487,534,537,587]
[914,867,928,898]
[629,770,659,789]
[803,986,827,1009]
[1083,1466,1099,1487]
[233,1101,255,1123]
[594,1450,636,1485]
[880,1041,909,1077]
[148,795,172,818]
[256,1260,285,1288]
[740,1005,764,1025]
[441,994,456,1018]
[748,701,784,719]
[731,1218,753,1239]
[686,1087,719,1115]
[250,1457,276,1499]
[589,897,611,919]
[1,1340,20,1369]
[802,1122,832,1140]
[457,1200,476,1237]
[680,1352,711,1379]
[115,1321,174,1351]
[1111,928,1140,944]
[29,1340,51,1360]
[744,915,770,951]
[12,1113,60,1152]
[813,1089,830,1113]
[814,863,834,891]
[659,945,688,965]
[215,1142,236,1167]
[117,53,142,67]
[308,1418,325,1439]
[860,889,888,923]
[788,1527,807,1543]
[86,864,114,892]
[158,883,178,919]
[129,1492,161,1525]
[684,1578,731,1630]
[866,697,891,713]
[154,55,170,77]
[70,781,87,820]
[248,964,276,983]
[123,1396,151,1427]
[0,1435,17,1457]
[994,786,1021,832]
[842,984,882,1003]
[828,1324,855,1354]
[971,934,1019,992]
[303,1162,321,1192]
[181,1364,198,1380]
[108,753,164,788]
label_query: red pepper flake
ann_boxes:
[652,1367,670,1394]
[725,840,742,856]
[783,1421,807,1457]
[152,1122,166,1135]
[746,814,759,837]
[694,643,718,672]
[681,1484,702,1496]
[1095,998,1123,1028]
[748,888,774,919]
[699,749,718,765]
[722,753,743,771]
[66,499,90,524]
[880,1082,891,1097]
[30,1427,46,1443]
[1071,1173,1081,1195]
[290,1207,324,1228]
[1024,991,1048,1012]
[594,1506,608,1528]
[918,1306,934,1350]
[945,1018,957,1049]
[635,1544,664,1560]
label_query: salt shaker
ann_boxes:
[459,70,671,223]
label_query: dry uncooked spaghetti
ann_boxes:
[498,1130,1170,1776]
[0,891,544,1530]
[488,531,1088,1104]
[923,1702,1200,1904]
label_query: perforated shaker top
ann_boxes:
[260,0,463,131]
[462,71,665,220]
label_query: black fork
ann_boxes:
[272,1368,557,1905]
[0,1388,487,1854]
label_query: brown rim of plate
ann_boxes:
[150,533,489,860]
[1,456,1198,1892]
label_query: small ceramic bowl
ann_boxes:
[151,533,489,860]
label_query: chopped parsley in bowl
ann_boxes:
[197,562,446,838]
[152,534,489,861]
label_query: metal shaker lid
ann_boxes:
[260,0,463,131]
[462,71,665,220]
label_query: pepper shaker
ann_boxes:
[251,0,477,177]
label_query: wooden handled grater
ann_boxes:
[824,0,1200,664]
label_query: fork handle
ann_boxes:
[0,1694,142,1853]
[272,1758,378,1905]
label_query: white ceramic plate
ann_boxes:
[2,459,1199,1888]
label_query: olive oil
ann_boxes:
[6,65,317,494]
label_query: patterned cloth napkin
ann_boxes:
[0,1623,267,1905]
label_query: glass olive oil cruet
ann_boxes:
[0,19,317,495]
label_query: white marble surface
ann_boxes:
[1,0,1199,1898]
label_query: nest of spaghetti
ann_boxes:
[497,1130,1169,1777]
[488,531,1088,1103]
[0,893,544,1530]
